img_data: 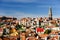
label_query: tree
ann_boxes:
[55,23,59,27]
[16,24,22,30]
[15,24,24,32]
[44,29,51,34]
[2,16,7,20]
[0,23,3,27]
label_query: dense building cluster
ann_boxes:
[0,16,20,40]
[0,7,60,40]
[0,16,60,40]
[19,17,60,40]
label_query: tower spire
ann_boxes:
[48,7,52,20]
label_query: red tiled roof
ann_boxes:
[36,28,44,32]
[39,34,48,38]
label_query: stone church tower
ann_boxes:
[48,7,52,20]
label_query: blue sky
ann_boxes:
[0,0,60,19]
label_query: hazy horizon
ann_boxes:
[0,0,60,19]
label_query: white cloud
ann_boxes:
[2,0,37,3]
[37,5,60,9]
[0,10,47,19]
[1,4,27,8]
[37,5,49,8]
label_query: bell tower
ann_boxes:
[48,7,52,20]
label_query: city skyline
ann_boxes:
[0,0,60,19]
